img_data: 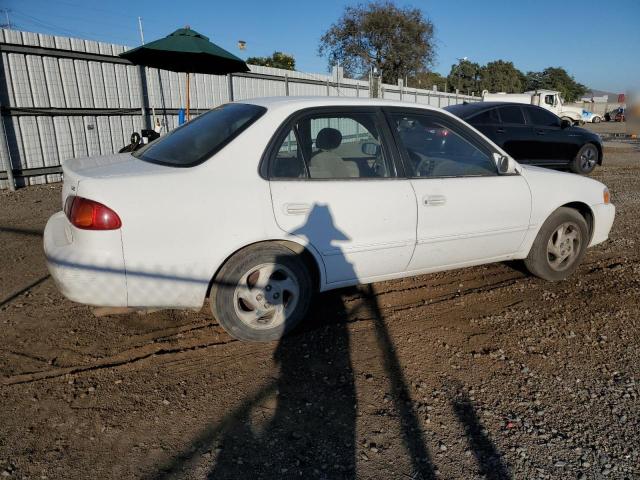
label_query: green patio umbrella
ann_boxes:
[120,27,249,120]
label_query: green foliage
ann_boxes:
[447,59,482,94]
[246,51,296,70]
[523,67,588,102]
[318,1,436,84]
[407,71,447,91]
[480,60,523,93]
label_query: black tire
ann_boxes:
[524,207,589,281]
[210,243,313,342]
[593,116,601,123]
[570,143,598,175]
[561,116,574,125]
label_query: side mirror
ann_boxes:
[361,142,380,156]
[494,152,516,174]
[561,119,572,129]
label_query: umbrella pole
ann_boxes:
[186,72,191,121]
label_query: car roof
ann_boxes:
[239,95,446,112]
[445,101,535,118]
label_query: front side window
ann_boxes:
[544,94,556,106]
[526,106,560,127]
[392,113,497,178]
[135,103,266,167]
[498,106,525,125]
[271,112,392,179]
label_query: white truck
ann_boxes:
[482,89,588,124]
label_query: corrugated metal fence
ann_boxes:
[0,28,479,190]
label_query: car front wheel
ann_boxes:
[211,243,313,342]
[570,143,598,175]
[524,207,589,281]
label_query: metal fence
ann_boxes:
[0,28,479,190]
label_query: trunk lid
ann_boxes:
[61,153,171,207]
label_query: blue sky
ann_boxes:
[5,0,639,92]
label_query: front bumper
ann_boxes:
[589,203,616,246]
[43,212,128,306]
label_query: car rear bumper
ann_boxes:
[590,203,615,246]
[43,212,128,306]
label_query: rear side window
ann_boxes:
[525,106,560,127]
[498,106,525,125]
[469,108,500,124]
[134,103,266,167]
[270,112,393,179]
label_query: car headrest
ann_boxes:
[316,128,342,150]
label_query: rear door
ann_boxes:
[495,105,535,163]
[267,107,417,287]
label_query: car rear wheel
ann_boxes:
[570,143,598,175]
[592,116,601,123]
[211,243,313,342]
[524,207,589,281]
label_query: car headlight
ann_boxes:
[603,188,611,204]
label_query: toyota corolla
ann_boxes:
[44,97,615,341]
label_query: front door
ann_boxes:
[268,109,417,286]
[523,105,571,163]
[387,109,532,271]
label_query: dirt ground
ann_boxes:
[1,138,639,480]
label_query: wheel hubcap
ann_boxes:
[547,222,581,271]
[580,146,597,170]
[233,263,299,330]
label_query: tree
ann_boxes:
[447,59,481,94]
[523,67,587,102]
[480,60,524,93]
[407,71,447,91]
[246,51,295,70]
[318,1,436,84]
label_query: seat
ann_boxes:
[309,128,359,178]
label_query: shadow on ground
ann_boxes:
[146,205,511,480]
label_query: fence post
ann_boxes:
[326,79,330,96]
[0,105,16,191]
[138,65,151,129]
[398,79,403,101]
[227,73,234,101]
[284,74,289,96]
[356,83,359,97]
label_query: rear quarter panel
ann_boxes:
[77,109,299,309]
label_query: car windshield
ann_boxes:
[134,103,266,167]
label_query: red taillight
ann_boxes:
[64,196,122,230]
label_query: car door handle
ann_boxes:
[495,128,505,134]
[423,195,446,206]
[536,130,546,135]
[283,203,310,215]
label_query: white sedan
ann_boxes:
[44,97,615,341]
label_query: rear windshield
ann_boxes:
[134,103,266,167]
